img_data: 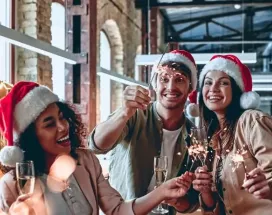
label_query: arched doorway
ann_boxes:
[101,20,124,113]
[51,2,65,99]
[98,31,111,123]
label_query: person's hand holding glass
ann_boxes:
[152,156,168,214]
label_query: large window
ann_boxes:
[97,31,112,178]
[0,0,11,82]
[51,2,65,99]
[99,31,112,122]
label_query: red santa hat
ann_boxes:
[186,55,260,117]
[151,50,198,90]
[199,54,260,110]
[0,81,59,167]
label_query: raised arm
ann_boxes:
[89,85,150,153]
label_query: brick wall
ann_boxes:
[97,0,141,77]
[16,0,53,88]
[97,0,141,117]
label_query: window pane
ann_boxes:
[0,0,11,82]
[51,2,65,99]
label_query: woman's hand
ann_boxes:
[9,179,46,215]
[242,167,271,199]
[160,171,194,200]
[193,166,216,209]
[193,166,213,193]
[9,194,34,215]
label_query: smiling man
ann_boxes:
[89,50,199,214]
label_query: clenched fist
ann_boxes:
[122,85,151,118]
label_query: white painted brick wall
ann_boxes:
[17,0,53,89]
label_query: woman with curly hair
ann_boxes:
[191,55,272,215]
[0,81,193,215]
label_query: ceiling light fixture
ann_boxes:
[135,52,257,65]
[97,67,148,87]
[0,24,77,64]
[234,4,241,9]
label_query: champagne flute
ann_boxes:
[152,156,168,214]
[190,126,208,166]
[16,161,35,195]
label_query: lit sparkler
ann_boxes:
[231,149,250,179]
[188,142,208,166]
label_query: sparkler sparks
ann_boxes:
[188,138,208,167]
[231,149,249,178]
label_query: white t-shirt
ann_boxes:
[148,127,182,192]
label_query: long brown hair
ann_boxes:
[198,76,245,154]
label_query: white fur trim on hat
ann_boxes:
[186,103,199,117]
[240,91,260,109]
[14,86,59,136]
[199,57,244,91]
[0,146,24,167]
[151,53,197,90]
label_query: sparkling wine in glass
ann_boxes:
[152,156,168,214]
[16,161,35,195]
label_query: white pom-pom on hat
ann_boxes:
[186,90,199,117]
[0,146,24,167]
[240,91,260,109]
[186,103,199,118]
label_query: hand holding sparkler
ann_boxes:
[193,166,216,210]
[122,85,151,118]
[193,166,213,193]
[242,167,271,199]
[163,172,194,211]
[163,171,194,202]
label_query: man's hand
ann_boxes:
[122,85,151,118]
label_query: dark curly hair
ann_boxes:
[14,101,86,176]
[198,76,245,154]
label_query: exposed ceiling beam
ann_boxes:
[243,7,255,40]
[174,39,272,45]
[210,20,241,35]
[165,19,272,44]
[185,43,265,53]
[189,44,206,52]
[159,9,180,41]
[176,20,205,35]
[135,0,272,9]
[171,6,272,25]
